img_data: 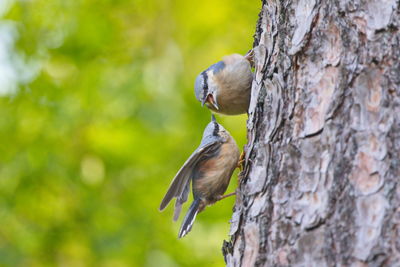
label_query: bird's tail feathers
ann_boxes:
[178,198,201,238]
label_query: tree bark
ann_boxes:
[223,0,400,266]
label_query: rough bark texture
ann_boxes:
[223,0,400,266]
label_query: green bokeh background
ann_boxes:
[0,0,259,266]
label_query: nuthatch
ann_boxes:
[194,53,253,115]
[159,115,240,238]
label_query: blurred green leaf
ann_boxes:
[0,0,260,266]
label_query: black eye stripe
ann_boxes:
[201,71,208,99]
[213,122,219,136]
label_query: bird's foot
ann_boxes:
[237,151,246,171]
[244,49,255,67]
[217,192,236,201]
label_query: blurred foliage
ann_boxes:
[0,0,259,266]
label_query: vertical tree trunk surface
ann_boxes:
[224,0,400,266]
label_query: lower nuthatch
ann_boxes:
[194,53,253,115]
[159,115,240,238]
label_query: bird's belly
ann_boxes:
[207,93,249,115]
[194,143,239,202]
[217,90,250,115]
[212,60,252,115]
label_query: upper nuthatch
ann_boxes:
[159,115,240,238]
[194,53,253,115]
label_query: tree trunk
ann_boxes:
[223,0,400,266]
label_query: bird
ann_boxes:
[194,53,253,115]
[159,115,240,238]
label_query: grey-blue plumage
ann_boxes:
[159,115,239,238]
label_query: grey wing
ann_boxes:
[159,139,221,218]
[173,179,190,221]
[208,61,225,74]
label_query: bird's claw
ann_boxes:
[237,151,246,171]
[244,49,255,68]
[217,192,236,201]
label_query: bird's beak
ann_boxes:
[202,93,219,110]
[201,96,207,107]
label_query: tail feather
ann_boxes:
[173,200,183,222]
[178,198,201,238]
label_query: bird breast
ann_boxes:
[211,58,252,115]
[194,137,239,203]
